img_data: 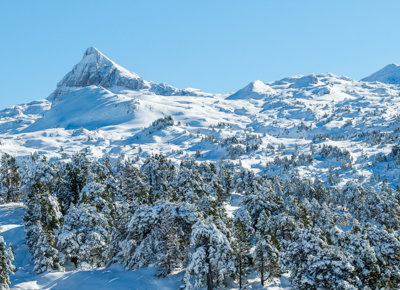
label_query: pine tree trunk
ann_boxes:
[239,253,242,289]
[207,262,213,290]
[206,245,213,290]
[8,174,11,202]
[261,255,264,286]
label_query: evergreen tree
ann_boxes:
[55,153,90,213]
[232,210,253,289]
[141,154,177,199]
[0,236,17,290]
[57,163,115,269]
[20,156,63,274]
[363,223,400,288]
[117,202,197,272]
[120,161,149,204]
[153,207,182,277]
[232,168,262,196]
[200,163,228,206]
[0,153,19,203]
[174,166,205,204]
[340,221,382,289]
[252,232,280,286]
[182,218,235,290]
[218,163,232,197]
[280,227,357,290]
[57,203,110,269]
[238,180,281,228]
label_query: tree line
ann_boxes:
[0,152,399,289]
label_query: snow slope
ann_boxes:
[1,47,400,289]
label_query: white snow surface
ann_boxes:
[1,47,400,289]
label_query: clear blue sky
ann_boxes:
[1,0,400,109]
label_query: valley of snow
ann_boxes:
[2,47,400,289]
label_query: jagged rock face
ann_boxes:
[57,47,149,90]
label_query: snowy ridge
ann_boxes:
[361,63,400,85]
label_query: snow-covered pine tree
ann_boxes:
[265,212,296,241]
[200,163,228,206]
[20,156,63,274]
[79,169,116,215]
[280,227,357,290]
[341,181,373,222]
[105,200,134,267]
[116,202,198,272]
[58,167,115,269]
[363,223,400,288]
[371,186,400,230]
[182,218,235,290]
[237,180,281,228]
[232,209,253,289]
[272,176,283,197]
[316,202,336,235]
[57,203,110,269]
[0,235,17,290]
[282,177,294,197]
[231,168,262,196]
[312,175,329,204]
[0,153,19,203]
[218,162,232,197]
[252,232,280,286]
[327,163,334,185]
[141,154,177,202]
[153,207,182,277]
[174,165,205,204]
[55,153,90,213]
[120,161,149,204]
[339,221,382,289]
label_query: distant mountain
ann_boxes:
[11,47,214,133]
[48,47,200,103]
[361,63,400,84]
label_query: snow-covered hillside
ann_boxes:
[1,47,400,289]
[1,47,400,188]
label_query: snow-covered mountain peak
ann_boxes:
[47,47,205,102]
[54,47,148,92]
[83,46,104,58]
[361,63,400,85]
[227,80,273,100]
